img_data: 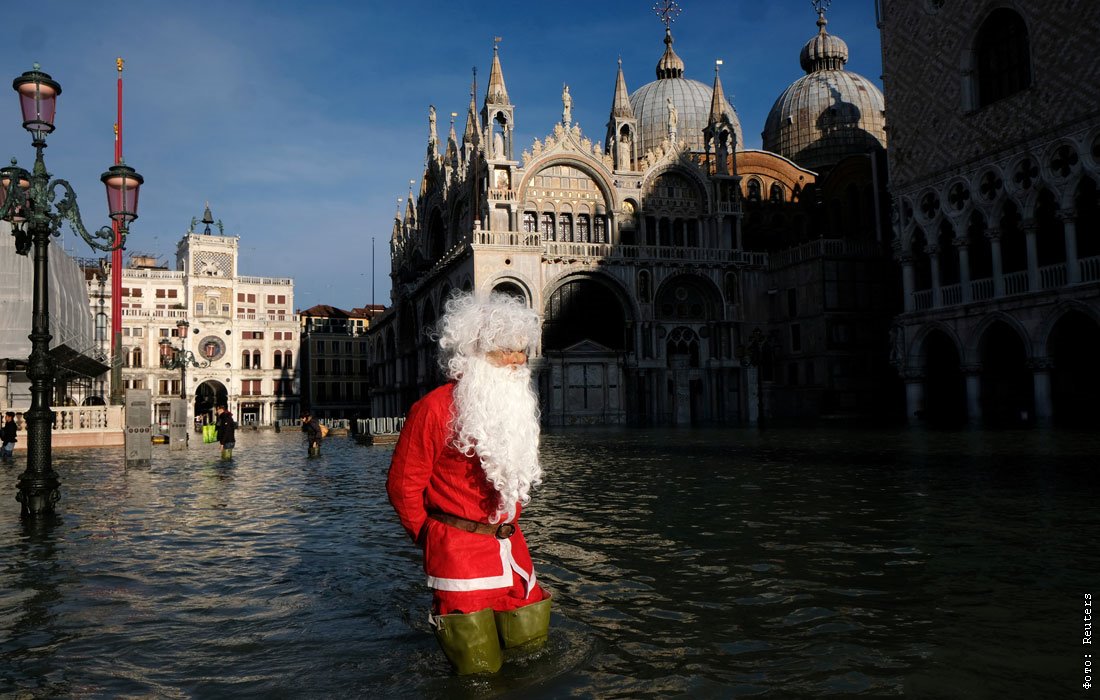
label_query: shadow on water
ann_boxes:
[0,426,1096,698]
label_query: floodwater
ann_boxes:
[0,427,1095,698]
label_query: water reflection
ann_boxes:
[0,427,1095,698]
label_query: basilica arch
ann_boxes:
[539,272,634,426]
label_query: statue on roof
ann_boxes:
[562,84,572,126]
[666,96,678,140]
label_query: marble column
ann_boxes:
[987,228,1004,297]
[926,243,942,307]
[954,237,972,303]
[1029,357,1054,426]
[901,368,925,426]
[1059,209,1080,284]
[962,364,982,426]
[900,254,916,312]
[1023,219,1039,292]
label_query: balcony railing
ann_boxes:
[1039,263,1066,290]
[121,308,189,319]
[470,232,769,266]
[1081,255,1100,283]
[941,283,962,306]
[238,275,293,286]
[1003,270,1029,296]
[913,289,933,311]
[971,277,994,301]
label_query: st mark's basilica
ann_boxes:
[368,4,894,426]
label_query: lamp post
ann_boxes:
[159,320,209,400]
[1,64,143,517]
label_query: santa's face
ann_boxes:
[484,348,528,369]
[451,352,541,523]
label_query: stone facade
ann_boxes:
[96,210,300,429]
[881,1,1100,426]
[299,304,382,419]
[369,11,897,426]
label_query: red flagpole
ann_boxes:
[110,58,125,404]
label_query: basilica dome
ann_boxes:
[630,29,743,158]
[762,11,886,173]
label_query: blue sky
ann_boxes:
[0,1,883,311]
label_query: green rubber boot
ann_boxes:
[431,607,503,675]
[221,448,233,461]
[495,596,551,653]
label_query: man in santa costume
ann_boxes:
[387,291,551,675]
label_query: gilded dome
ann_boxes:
[762,12,885,173]
[629,29,743,157]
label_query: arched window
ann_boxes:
[976,9,1031,107]
[558,213,572,242]
[252,350,261,369]
[576,215,590,242]
[285,350,293,368]
[770,183,784,203]
[94,312,107,342]
[594,216,607,243]
[540,213,554,241]
[242,351,251,369]
[273,350,283,369]
[132,347,142,369]
[523,212,536,233]
[747,179,762,202]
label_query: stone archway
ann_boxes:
[978,321,1033,426]
[654,274,722,425]
[1048,310,1100,426]
[542,275,632,426]
[194,380,228,429]
[921,329,966,427]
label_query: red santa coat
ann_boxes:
[387,383,538,595]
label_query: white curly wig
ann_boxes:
[433,290,542,522]
[435,291,541,379]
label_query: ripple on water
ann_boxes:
[1,427,1097,697]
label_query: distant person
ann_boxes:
[214,404,236,460]
[301,413,323,457]
[387,291,550,676]
[1,412,17,463]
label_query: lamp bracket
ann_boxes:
[50,178,124,252]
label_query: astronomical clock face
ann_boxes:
[198,336,226,362]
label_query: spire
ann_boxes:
[653,2,685,79]
[391,198,403,240]
[709,60,727,125]
[427,104,439,156]
[202,201,214,235]
[446,111,458,162]
[485,39,509,105]
[463,71,480,145]
[655,28,686,79]
[800,0,849,73]
[404,180,416,225]
[611,58,634,118]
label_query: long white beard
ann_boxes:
[452,356,541,523]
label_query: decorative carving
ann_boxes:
[1049,143,1079,179]
[979,170,1003,201]
[947,182,970,211]
[1027,356,1055,371]
[1011,157,1039,191]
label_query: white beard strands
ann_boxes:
[451,355,542,524]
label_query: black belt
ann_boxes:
[429,512,516,539]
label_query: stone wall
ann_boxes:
[881,1,1100,190]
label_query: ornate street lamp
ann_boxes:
[160,320,209,400]
[1,64,144,517]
